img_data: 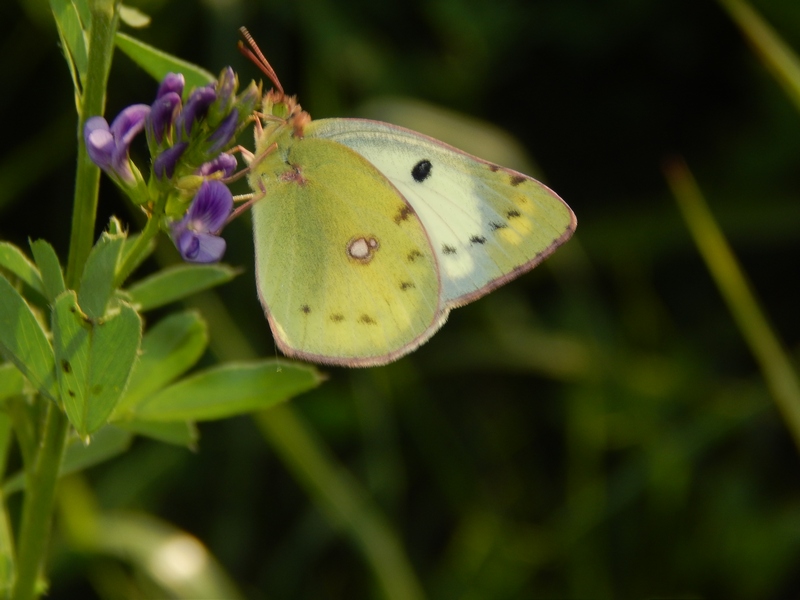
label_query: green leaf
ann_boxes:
[0,410,11,480]
[78,231,125,320]
[0,363,25,404]
[115,419,198,447]
[73,0,89,24]
[30,239,66,303]
[84,303,142,433]
[52,292,142,436]
[52,291,92,430]
[49,0,89,97]
[0,242,45,297]
[3,426,134,495]
[112,311,207,417]
[119,4,151,28]
[0,275,58,401]
[132,361,323,422]
[126,264,239,312]
[0,412,14,592]
[115,32,215,91]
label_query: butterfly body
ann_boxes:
[248,90,576,367]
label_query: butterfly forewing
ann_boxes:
[250,136,444,366]
[306,118,576,307]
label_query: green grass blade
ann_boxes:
[256,405,426,600]
[718,0,800,112]
[666,159,800,451]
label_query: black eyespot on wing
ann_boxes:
[411,159,432,182]
[470,235,487,245]
[301,305,311,314]
[400,281,415,290]
[510,175,526,186]
[490,222,508,231]
[61,359,71,373]
[359,314,377,325]
[442,244,457,255]
[506,210,520,219]
[330,313,345,322]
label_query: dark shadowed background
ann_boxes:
[3,0,800,598]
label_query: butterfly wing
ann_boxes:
[250,135,445,367]
[306,118,576,307]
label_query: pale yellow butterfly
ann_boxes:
[240,28,576,367]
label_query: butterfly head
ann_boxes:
[257,89,311,144]
[239,27,312,142]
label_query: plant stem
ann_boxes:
[13,2,122,598]
[113,194,167,288]
[11,405,69,600]
[65,0,122,289]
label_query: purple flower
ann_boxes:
[148,92,182,145]
[198,153,237,178]
[157,73,185,100]
[211,67,239,122]
[84,104,150,184]
[207,109,239,153]
[154,142,188,179]
[236,81,260,118]
[175,86,216,138]
[170,181,232,263]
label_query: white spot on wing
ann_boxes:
[347,236,379,263]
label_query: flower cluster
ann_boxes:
[84,68,260,263]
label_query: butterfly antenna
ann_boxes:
[238,27,284,95]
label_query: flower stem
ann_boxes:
[11,405,69,600]
[65,0,122,289]
[114,194,168,288]
[12,2,123,598]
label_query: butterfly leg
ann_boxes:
[220,142,278,187]
[226,180,267,225]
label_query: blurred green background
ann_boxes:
[3,0,800,598]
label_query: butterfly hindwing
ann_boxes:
[306,118,577,307]
[250,135,445,366]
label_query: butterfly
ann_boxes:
[239,28,576,367]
